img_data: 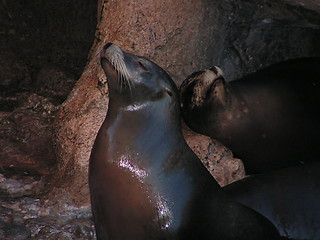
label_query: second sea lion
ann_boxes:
[179,58,320,173]
[224,162,320,239]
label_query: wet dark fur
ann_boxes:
[180,58,320,174]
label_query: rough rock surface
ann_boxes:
[283,0,320,13]
[0,173,95,239]
[0,93,58,175]
[212,0,320,81]
[183,126,245,187]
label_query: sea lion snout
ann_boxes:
[100,43,132,90]
[100,42,122,60]
[100,42,113,60]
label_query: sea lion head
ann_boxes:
[179,66,234,133]
[179,66,229,111]
[100,43,179,114]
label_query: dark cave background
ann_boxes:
[0,0,96,175]
[0,0,96,106]
[0,1,97,238]
[0,0,319,239]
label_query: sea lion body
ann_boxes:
[180,58,320,173]
[224,162,320,239]
[88,43,281,240]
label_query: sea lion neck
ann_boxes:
[105,98,181,138]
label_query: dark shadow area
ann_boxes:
[202,0,320,81]
[0,0,96,100]
[0,1,97,239]
[0,0,97,173]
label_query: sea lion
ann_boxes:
[88,43,281,240]
[179,58,320,174]
[224,162,320,239]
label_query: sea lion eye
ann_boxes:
[165,88,173,97]
[138,61,147,71]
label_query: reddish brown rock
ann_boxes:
[182,125,245,187]
[34,66,77,101]
[0,94,58,176]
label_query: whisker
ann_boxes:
[106,45,133,95]
[116,54,132,94]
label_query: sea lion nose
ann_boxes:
[104,42,113,50]
[101,43,122,59]
[101,42,114,59]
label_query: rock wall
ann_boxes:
[51,0,320,205]
[218,0,320,80]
